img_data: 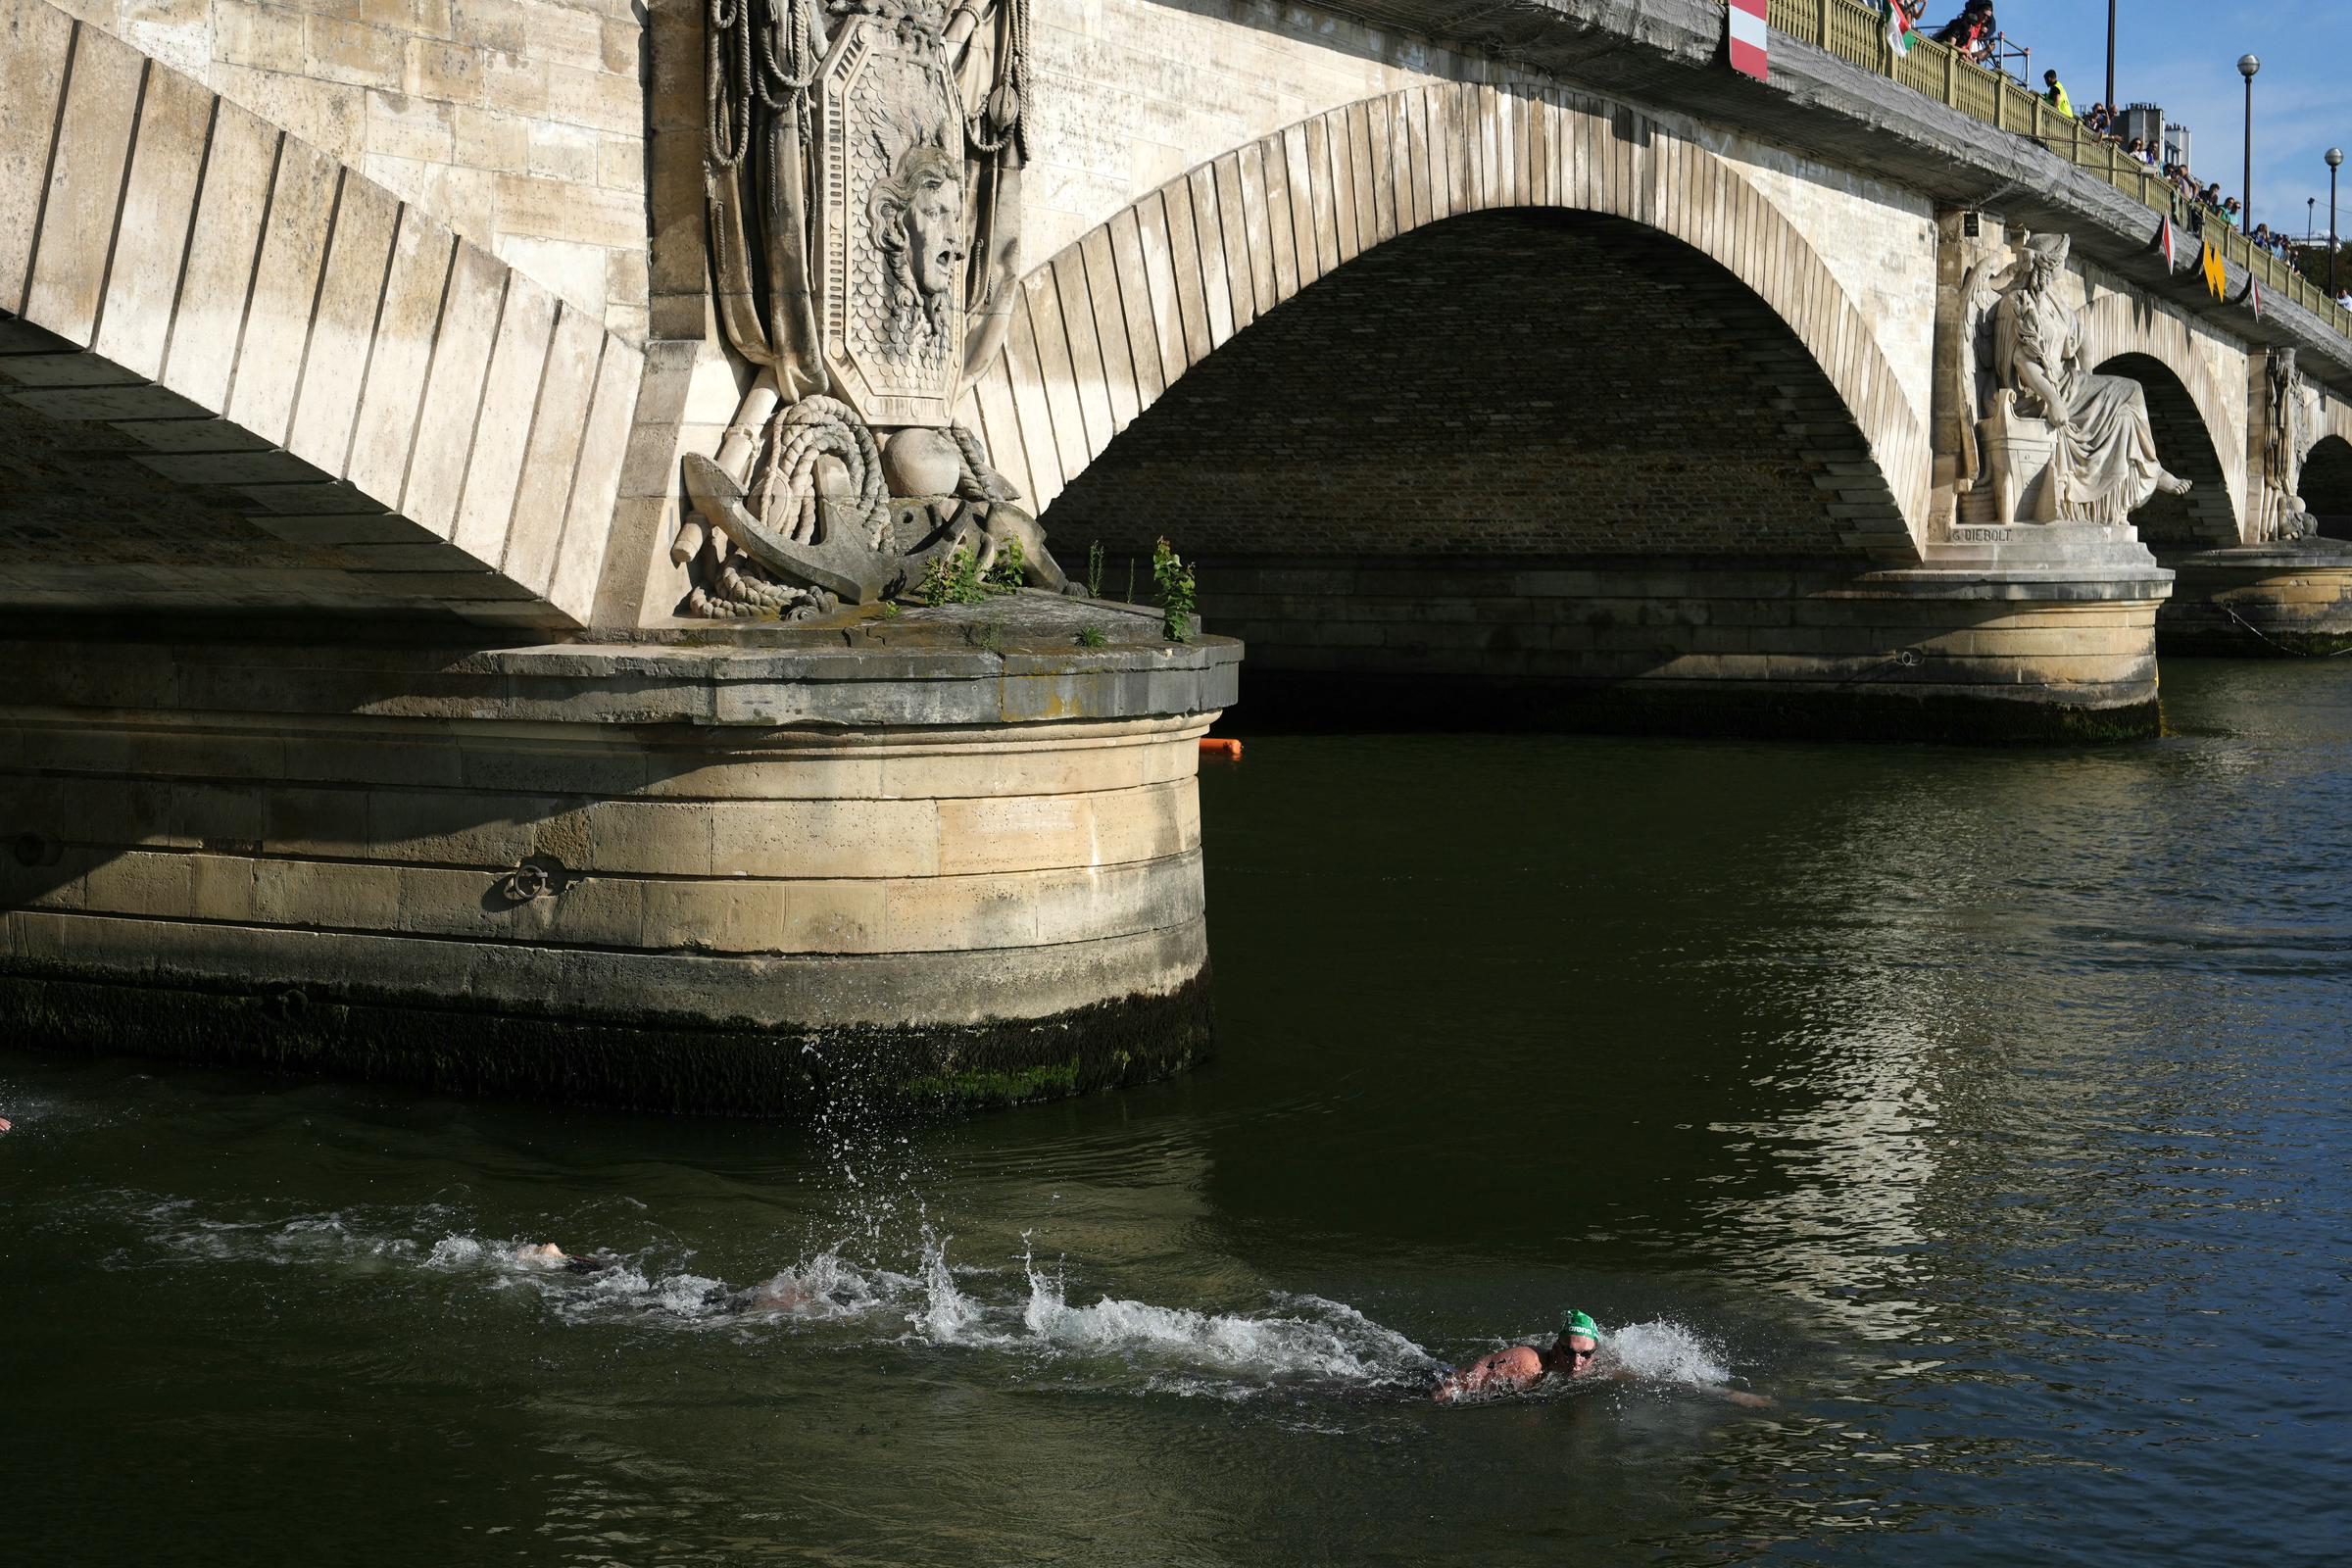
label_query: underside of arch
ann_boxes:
[957,82,1931,562]
[1044,209,1890,564]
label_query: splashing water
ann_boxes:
[94,1193,1757,1404]
[1012,1250,1436,1386]
[1599,1318,1737,1388]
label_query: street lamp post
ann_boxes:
[2330,148,2344,299]
[2240,54,2261,235]
[2105,1,2116,120]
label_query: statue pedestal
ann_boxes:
[2156,537,2352,656]
[1929,522,2156,573]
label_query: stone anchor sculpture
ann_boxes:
[1955,231,2192,525]
[676,0,1071,616]
[2260,349,2324,543]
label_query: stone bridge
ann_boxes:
[8,0,2352,1108]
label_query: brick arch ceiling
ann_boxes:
[2077,293,2249,542]
[953,82,1932,562]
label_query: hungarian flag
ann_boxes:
[2250,276,2265,320]
[2157,215,2176,270]
[1884,1,1918,56]
[1728,0,1768,79]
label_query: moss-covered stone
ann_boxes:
[2156,624,2352,659]
[1231,673,2163,745]
[0,963,1215,1121]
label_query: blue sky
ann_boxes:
[1941,0,2352,237]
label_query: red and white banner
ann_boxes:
[1728,0,1769,80]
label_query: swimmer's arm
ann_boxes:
[1433,1347,1542,1400]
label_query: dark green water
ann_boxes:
[6,660,2349,1566]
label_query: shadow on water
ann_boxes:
[3,659,2349,1565]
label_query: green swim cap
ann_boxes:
[1559,1310,1601,1342]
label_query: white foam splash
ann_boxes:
[422,1235,488,1270]
[100,1195,1758,1405]
[1600,1317,1736,1388]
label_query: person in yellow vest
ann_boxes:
[2043,70,2075,118]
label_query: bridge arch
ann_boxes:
[2303,435,2352,541]
[956,82,1932,560]
[2077,293,2248,544]
[2088,352,2238,549]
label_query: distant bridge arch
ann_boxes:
[959,82,1933,563]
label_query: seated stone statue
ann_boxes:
[1985,232,2190,524]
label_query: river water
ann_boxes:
[6,659,2348,1566]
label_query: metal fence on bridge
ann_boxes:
[1765,0,2352,338]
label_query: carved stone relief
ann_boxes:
[680,0,1067,618]
[2259,349,2323,542]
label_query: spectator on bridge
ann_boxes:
[2042,70,2074,117]
[1933,1,1994,63]
[2336,288,2352,310]
[2082,102,2115,138]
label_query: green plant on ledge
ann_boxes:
[1086,539,1105,598]
[1152,537,1197,644]
[918,547,988,606]
[1077,623,1108,648]
[986,534,1026,592]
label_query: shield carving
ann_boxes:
[814,16,966,430]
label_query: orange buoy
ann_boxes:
[1199,737,1243,760]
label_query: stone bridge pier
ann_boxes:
[9,0,2352,1109]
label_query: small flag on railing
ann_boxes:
[1884,0,1919,56]
[1728,0,1768,79]
[2202,238,2228,299]
[2157,216,2177,271]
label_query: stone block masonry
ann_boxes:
[1202,555,2165,742]
[0,622,1243,1114]
[40,0,649,343]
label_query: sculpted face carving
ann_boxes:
[906,172,964,295]
[870,144,967,351]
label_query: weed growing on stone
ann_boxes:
[1077,623,1108,648]
[986,534,1026,591]
[1152,538,1197,644]
[1087,540,1105,598]
[918,548,988,606]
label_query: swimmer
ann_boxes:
[743,1273,809,1312]
[1434,1309,1608,1400]
[1432,1310,1773,1407]
[512,1243,616,1274]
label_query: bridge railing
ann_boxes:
[1767,0,2352,339]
